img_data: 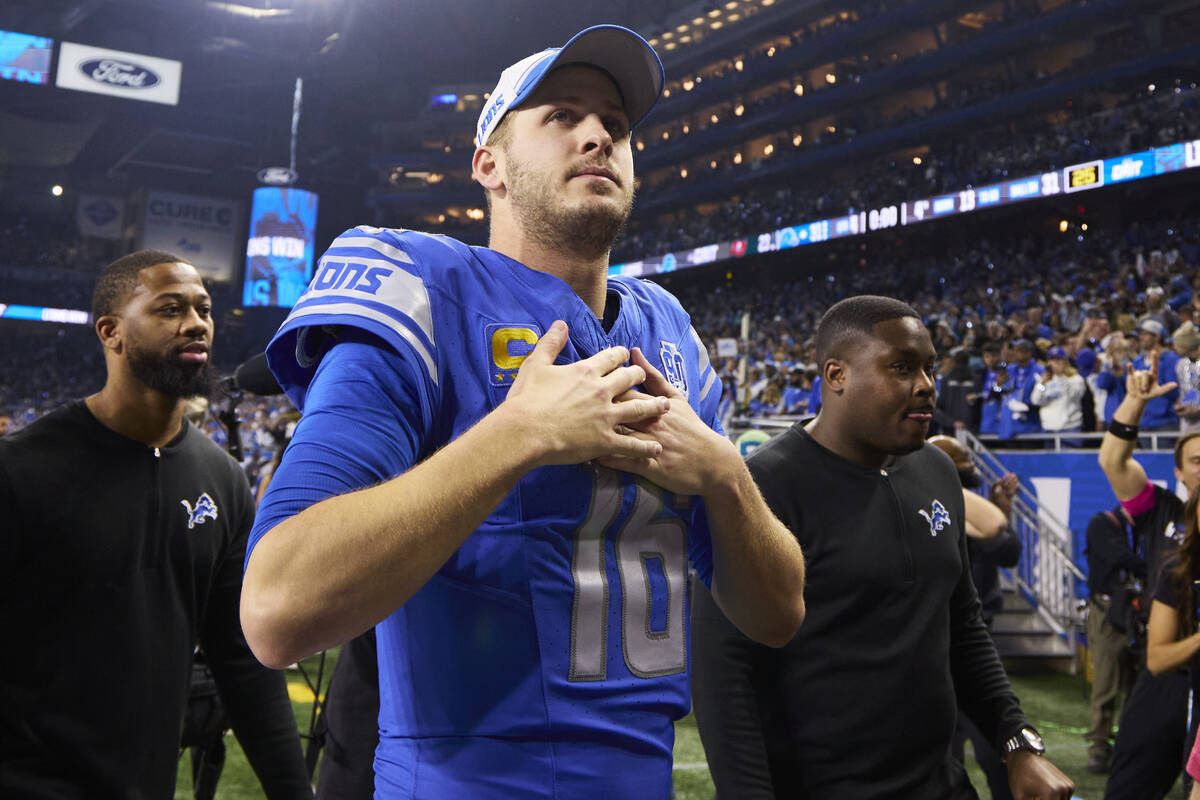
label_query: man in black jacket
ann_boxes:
[1083,506,1143,775]
[692,295,1073,799]
[0,250,311,799]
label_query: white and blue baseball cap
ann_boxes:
[475,24,665,147]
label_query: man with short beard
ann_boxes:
[0,250,311,799]
[241,25,805,800]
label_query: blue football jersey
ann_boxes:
[254,226,724,799]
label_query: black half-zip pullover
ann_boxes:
[693,426,1028,799]
[0,401,310,799]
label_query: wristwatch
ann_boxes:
[1003,727,1045,758]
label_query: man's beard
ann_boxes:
[506,152,633,260]
[127,340,214,399]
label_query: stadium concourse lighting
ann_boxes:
[50,185,63,196]
[207,1,295,19]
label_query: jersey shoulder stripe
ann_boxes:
[267,227,462,408]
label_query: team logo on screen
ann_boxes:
[659,341,689,398]
[918,499,951,537]
[181,493,219,530]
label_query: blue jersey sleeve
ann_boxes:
[266,226,441,414]
[246,329,430,569]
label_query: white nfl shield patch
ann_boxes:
[659,341,689,398]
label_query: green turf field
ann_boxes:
[175,654,1176,799]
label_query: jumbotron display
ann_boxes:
[0,30,53,85]
[242,187,319,308]
[610,138,1200,277]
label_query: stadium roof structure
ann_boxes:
[0,0,687,195]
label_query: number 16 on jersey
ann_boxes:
[569,467,689,681]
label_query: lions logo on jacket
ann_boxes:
[918,499,951,537]
[181,493,219,530]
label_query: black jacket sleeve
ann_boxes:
[974,526,1022,569]
[946,491,1029,753]
[200,478,312,800]
[1085,511,1144,594]
[690,580,779,800]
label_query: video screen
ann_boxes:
[242,187,319,308]
[0,30,53,85]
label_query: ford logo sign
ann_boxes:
[257,167,299,186]
[79,58,161,89]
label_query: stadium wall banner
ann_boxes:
[141,191,240,281]
[76,193,124,239]
[993,451,1184,581]
[242,187,319,308]
[55,42,181,106]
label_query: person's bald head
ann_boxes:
[927,434,980,488]
[927,434,969,469]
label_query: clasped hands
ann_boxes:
[504,320,735,497]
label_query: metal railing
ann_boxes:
[958,429,1087,656]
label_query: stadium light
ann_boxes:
[733,152,743,164]
[728,13,741,21]
[734,58,744,71]
[682,124,690,134]
[734,104,744,116]
[708,8,721,16]
[710,159,717,169]
[683,79,694,91]
[50,185,63,196]
[724,1,737,8]
[680,167,688,178]
[1081,223,1089,231]
[636,140,644,151]
[711,21,724,29]
[792,133,803,146]
[763,144,774,156]
[913,156,922,165]
[793,83,804,96]
[693,16,704,23]
[1059,220,1069,232]
[711,113,719,124]
[662,130,670,140]
[466,208,485,221]
[825,73,837,84]
[676,23,688,31]
[767,46,776,56]
[680,35,692,43]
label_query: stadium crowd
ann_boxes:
[615,81,1200,261]
[671,215,1200,442]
